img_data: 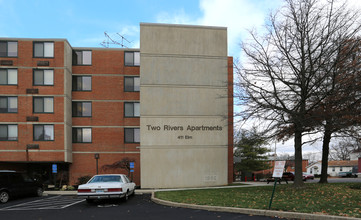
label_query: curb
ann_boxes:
[151,192,358,220]
[44,191,151,196]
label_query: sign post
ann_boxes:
[94,154,100,174]
[52,164,57,187]
[129,162,134,182]
[268,161,286,210]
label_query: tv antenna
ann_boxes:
[100,32,131,48]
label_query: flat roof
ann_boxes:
[0,37,138,51]
[140,22,227,30]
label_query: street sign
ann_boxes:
[269,160,286,210]
[130,169,134,173]
[129,162,134,169]
[52,164,57,174]
[272,161,286,178]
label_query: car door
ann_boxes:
[21,173,37,195]
[0,173,10,192]
[123,175,134,191]
[9,173,26,197]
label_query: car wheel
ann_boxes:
[35,187,43,197]
[123,191,129,202]
[0,191,10,204]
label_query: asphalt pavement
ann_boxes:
[0,194,276,220]
[2,180,358,220]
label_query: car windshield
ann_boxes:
[88,175,122,183]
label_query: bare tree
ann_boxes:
[101,157,135,177]
[305,14,361,183]
[330,138,361,160]
[236,0,361,187]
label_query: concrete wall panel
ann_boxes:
[141,87,228,116]
[140,117,228,146]
[140,24,227,56]
[140,147,227,188]
[140,23,229,188]
[141,56,228,87]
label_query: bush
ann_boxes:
[67,186,75,190]
[76,175,92,185]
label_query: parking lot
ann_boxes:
[0,195,85,211]
[0,194,275,220]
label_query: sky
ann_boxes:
[1,0,360,158]
[0,0,283,58]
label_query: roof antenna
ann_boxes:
[100,32,131,48]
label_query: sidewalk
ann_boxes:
[44,182,268,196]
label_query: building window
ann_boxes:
[124,76,140,92]
[33,125,54,141]
[0,41,17,57]
[332,167,335,171]
[0,69,17,85]
[340,167,343,171]
[72,76,91,91]
[124,51,140,66]
[33,42,54,58]
[34,69,54,86]
[124,128,140,143]
[72,102,92,117]
[33,69,54,85]
[0,125,18,141]
[72,128,92,143]
[33,97,54,113]
[73,50,92,65]
[0,97,17,113]
[124,102,140,117]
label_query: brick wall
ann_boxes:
[0,39,68,163]
[70,49,140,186]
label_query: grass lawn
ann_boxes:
[155,183,361,218]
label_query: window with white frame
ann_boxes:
[124,102,140,117]
[124,128,140,143]
[124,51,140,66]
[0,97,17,113]
[33,42,54,58]
[0,125,17,141]
[33,69,54,85]
[0,41,17,57]
[72,128,92,143]
[33,125,54,141]
[0,69,17,85]
[124,76,140,92]
[33,97,54,113]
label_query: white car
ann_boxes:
[77,174,135,203]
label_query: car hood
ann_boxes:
[78,182,123,189]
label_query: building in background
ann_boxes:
[0,23,233,188]
[306,160,358,177]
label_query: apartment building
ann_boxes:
[0,23,233,188]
